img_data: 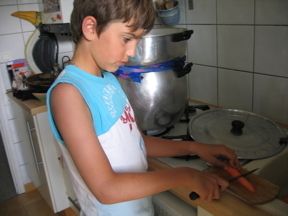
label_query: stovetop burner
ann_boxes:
[143,105,210,137]
[151,104,211,161]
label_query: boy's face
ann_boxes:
[91,20,145,72]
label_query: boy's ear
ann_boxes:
[82,16,97,40]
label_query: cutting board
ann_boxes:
[209,167,280,205]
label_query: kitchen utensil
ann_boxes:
[189,168,258,200]
[25,28,58,74]
[157,1,180,26]
[118,57,192,133]
[188,109,287,159]
[25,72,57,93]
[119,68,187,133]
[127,27,193,66]
[189,167,279,204]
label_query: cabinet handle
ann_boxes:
[26,121,40,173]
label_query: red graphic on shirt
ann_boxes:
[120,105,135,131]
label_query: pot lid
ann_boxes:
[188,109,287,159]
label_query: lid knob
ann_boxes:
[231,120,244,136]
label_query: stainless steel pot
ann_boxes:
[127,27,193,66]
[119,67,190,134]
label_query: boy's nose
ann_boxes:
[126,41,138,57]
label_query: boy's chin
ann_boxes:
[105,65,119,73]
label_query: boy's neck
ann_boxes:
[71,43,102,77]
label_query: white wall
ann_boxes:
[178,0,288,124]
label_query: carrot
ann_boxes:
[224,166,256,192]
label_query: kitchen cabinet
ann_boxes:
[10,95,69,213]
[25,111,69,212]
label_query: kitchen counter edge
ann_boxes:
[7,92,47,115]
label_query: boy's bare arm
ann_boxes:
[143,135,239,168]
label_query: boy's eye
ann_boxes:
[123,37,133,43]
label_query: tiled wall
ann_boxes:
[178,0,288,124]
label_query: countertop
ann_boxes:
[7,91,46,115]
[148,158,287,216]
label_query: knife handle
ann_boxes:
[189,192,200,200]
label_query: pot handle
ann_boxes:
[176,62,193,78]
[171,30,194,42]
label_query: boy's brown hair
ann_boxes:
[70,0,156,43]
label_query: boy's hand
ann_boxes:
[194,143,240,168]
[188,169,229,201]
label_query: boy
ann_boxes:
[47,0,239,215]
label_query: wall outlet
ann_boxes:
[0,52,12,63]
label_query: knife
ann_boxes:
[189,168,259,200]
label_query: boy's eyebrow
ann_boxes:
[124,31,145,39]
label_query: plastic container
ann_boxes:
[157,1,180,25]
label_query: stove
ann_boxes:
[153,103,282,170]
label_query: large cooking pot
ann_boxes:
[127,27,193,66]
[188,108,288,159]
[118,58,192,134]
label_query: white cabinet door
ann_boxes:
[33,112,69,212]
[10,101,41,189]
[24,111,69,212]
[25,117,41,188]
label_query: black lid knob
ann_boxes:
[231,120,244,136]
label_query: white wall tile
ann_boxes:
[255,0,288,25]
[56,35,73,53]
[0,1,17,6]
[187,25,216,66]
[254,74,288,124]
[255,26,288,77]
[218,69,252,111]
[22,30,33,44]
[18,3,39,32]
[218,25,254,71]
[217,0,254,24]
[186,0,216,24]
[17,0,38,3]
[0,33,25,62]
[0,5,22,34]
[188,65,217,104]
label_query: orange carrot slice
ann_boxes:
[224,166,256,192]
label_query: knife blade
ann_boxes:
[227,168,258,182]
[189,168,259,200]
